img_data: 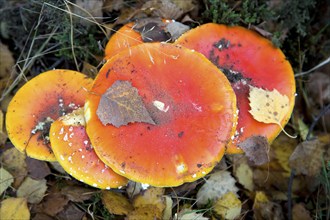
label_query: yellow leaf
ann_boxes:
[102,190,133,215]
[233,159,254,191]
[0,197,30,220]
[248,86,295,138]
[0,167,14,194]
[127,187,166,220]
[213,192,242,220]
[248,86,290,124]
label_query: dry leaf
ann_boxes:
[126,181,144,198]
[73,0,103,26]
[134,18,171,42]
[142,0,184,20]
[0,110,6,146]
[0,167,14,194]
[289,139,326,176]
[174,208,208,220]
[57,202,86,220]
[253,191,284,220]
[127,187,166,220]
[41,193,70,216]
[165,21,190,40]
[26,157,51,179]
[0,147,28,188]
[102,190,133,215]
[163,196,173,220]
[248,86,290,127]
[97,80,155,127]
[0,42,15,78]
[61,185,95,202]
[196,170,238,207]
[292,203,313,220]
[213,191,242,219]
[0,197,30,220]
[17,176,47,204]
[238,135,270,166]
[233,158,254,191]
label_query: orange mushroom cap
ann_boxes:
[49,108,128,189]
[85,42,237,187]
[6,70,93,161]
[175,23,296,154]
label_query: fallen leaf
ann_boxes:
[162,196,173,220]
[103,0,124,12]
[127,187,166,220]
[73,0,103,26]
[102,190,133,215]
[0,197,30,220]
[0,147,28,188]
[134,18,171,42]
[292,203,313,220]
[0,42,15,78]
[0,167,14,194]
[126,181,144,198]
[233,158,254,191]
[253,191,284,220]
[289,139,326,176]
[41,193,70,217]
[97,80,155,127]
[165,21,190,40]
[49,161,67,174]
[196,170,238,207]
[142,0,184,20]
[174,208,208,220]
[57,202,86,220]
[213,191,242,219]
[248,86,292,137]
[0,110,7,146]
[17,176,47,204]
[238,135,270,166]
[26,157,51,179]
[61,185,95,202]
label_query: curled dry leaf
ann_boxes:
[97,80,155,127]
[0,198,30,220]
[238,135,270,166]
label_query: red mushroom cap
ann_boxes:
[85,42,237,186]
[6,69,93,161]
[175,23,296,154]
[50,108,128,189]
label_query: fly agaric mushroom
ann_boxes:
[6,70,93,161]
[85,42,237,187]
[104,18,188,60]
[49,108,128,189]
[175,23,296,154]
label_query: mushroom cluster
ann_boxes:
[6,22,295,188]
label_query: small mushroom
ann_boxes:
[49,108,128,189]
[175,23,296,154]
[85,42,237,187]
[6,70,93,161]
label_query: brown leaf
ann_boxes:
[16,177,48,204]
[0,147,28,188]
[292,203,313,220]
[239,135,270,166]
[289,139,326,176]
[60,186,95,202]
[41,193,70,217]
[57,202,85,220]
[26,157,51,179]
[97,80,155,127]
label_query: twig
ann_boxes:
[295,56,330,77]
